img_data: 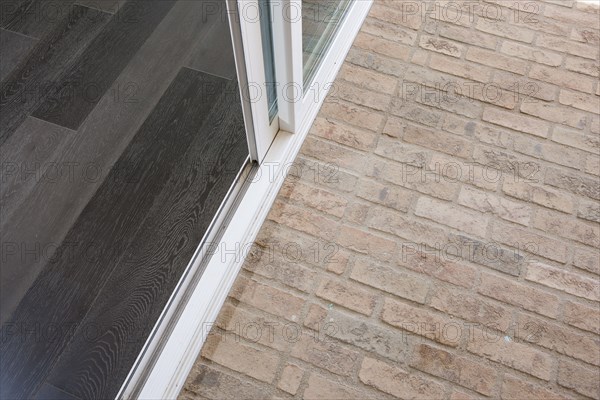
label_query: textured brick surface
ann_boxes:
[182,1,600,399]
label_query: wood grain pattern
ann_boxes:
[0,0,220,330]
[33,383,79,400]
[0,68,226,399]
[0,28,37,81]
[0,117,76,323]
[44,79,248,400]
[186,17,236,80]
[0,4,110,145]
[0,0,76,39]
[32,0,177,130]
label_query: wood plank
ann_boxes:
[0,5,111,145]
[0,0,219,331]
[33,383,79,400]
[32,0,177,130]
[185,17,236,80]
[75,0,122,13]
[0,117,76,323]
[0,68,226,399]
[46,78,248,400]
[0,28,37,81]
[0,0,76,38]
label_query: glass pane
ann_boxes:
[260,0,278,122]
[302,0,352,87]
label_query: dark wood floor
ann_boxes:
[0,1,248,398]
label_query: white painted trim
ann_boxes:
[233,0,280,162]
[119,2,372,398]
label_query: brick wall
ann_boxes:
[181,0,600,399]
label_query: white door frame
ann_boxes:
[116,1,372,398]
[232,0,280,162]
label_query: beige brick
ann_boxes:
[410,344,497,395]
[316,278,376,316]
[332,81,391,112]
[526,261,600,301]
[355,32,411,61]
[585,155,600,176]
[478,271,560,318]
[483,107,549,137]
[369,3,422,30]
[419,35,464,57]
[277,364,303,395]
[520,101,587,130]
[500,41,562,66]
[268,200,339,241]
[544,4,600,31]
[551,126,600,155]
[350,257,430,303]
[428,152,498,191]
[302,136,368,175]
[559,89,600,113]
[321,100,384,132]
[502,180,574,214]
[201,335,279,383]
[573,247,600,275]
[397,243,477,288]
[429,54,491,82]
[439,22,497,49]
[578,199,600,223]
[369,159,460,201]
[338,63,398,95]
[536,34,600,59]
[337,225,396,261]
[382,297,461,347]
[359,357,446,399]
[592,116,600,134]
[476,18,535,43]
[558,360,600,399]
[243,252,317,293]
[374,133,428,166]
[545,167,600,200]
[367,205,450,249]
[534,208,600,248]
[467,327,553,380]
[215,303,288,351]
[326,249,349,275]
[570,27,600,46]
[492,71,556,102]
[518,313,600,366]
[430,284,512,330]
[476,46,526,74]
[290,334,360,376]
[311,117,378,152]
[401,65,517,110]
[303,374,365,400]
[325,310,407,362]
[303,303,328,330]
[404,124,473,158]
[565,56,600,77]
[491,221,570,263]
[529,64,595,93]
[389,101,443,127]
[450,389,478,400]
[458,186,531,225]
[230,277,305,321]
[501,375,565,400]
[563,300,600,334]
[513,134,584,169]
[415,196,488,237]
[362,17,418,46]
[279,180,348,218]
[343,202,370,225]
[183,365,269,399]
